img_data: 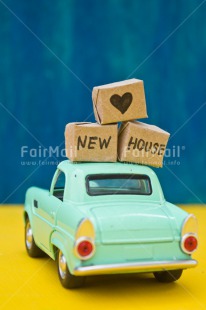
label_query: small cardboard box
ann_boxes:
[92,79,148,124]
[118,121,170,168]
[65,122,118,162]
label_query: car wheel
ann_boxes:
[57,249,85,289]
[154,269,183,283]
[25,218,45,257]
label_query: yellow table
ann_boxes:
[0,205,205,310]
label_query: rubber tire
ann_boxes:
[154,269,183,283]
[25,218,45,258]
[57,249,85,289]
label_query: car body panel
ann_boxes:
[91,203,175,244]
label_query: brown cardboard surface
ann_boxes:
[92,79,148,124]
[118,121,170,168]
[65,122,118,162]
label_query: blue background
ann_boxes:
[0,0,205,204]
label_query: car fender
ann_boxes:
[23,206,48,254]
[50,230,75,272]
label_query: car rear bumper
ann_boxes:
[73,259,197,276]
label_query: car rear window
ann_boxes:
[86,174,152,196]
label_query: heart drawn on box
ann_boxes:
[110,92,133,114]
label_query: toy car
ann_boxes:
[24,160,198,288]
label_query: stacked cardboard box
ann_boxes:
[65,122,118,162]
[65,78,170,168]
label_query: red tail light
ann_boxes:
[74,219,95,260]
[184,236,198,252]
[182,234,198,254]
[77,240,93,257]
[74,238,95,260]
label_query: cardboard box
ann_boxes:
[65,122,118,162]
[118,121,170,168]
[92,79,148,124]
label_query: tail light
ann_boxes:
[74,218,95,260]
[77,240,93,257]
[75,237,95,259]
[181,215,198,254]
[182,234,198,254]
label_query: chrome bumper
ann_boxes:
[73,259,197,276]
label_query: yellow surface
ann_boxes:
[0,205,205,310]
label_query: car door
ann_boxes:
[34,169,66,252]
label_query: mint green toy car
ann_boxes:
[24,160,198,288]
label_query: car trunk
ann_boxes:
[91,202,174,245]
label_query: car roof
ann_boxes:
[57,160,164,203]
[58,160,156,177]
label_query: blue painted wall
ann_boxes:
[0,0,205,204]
